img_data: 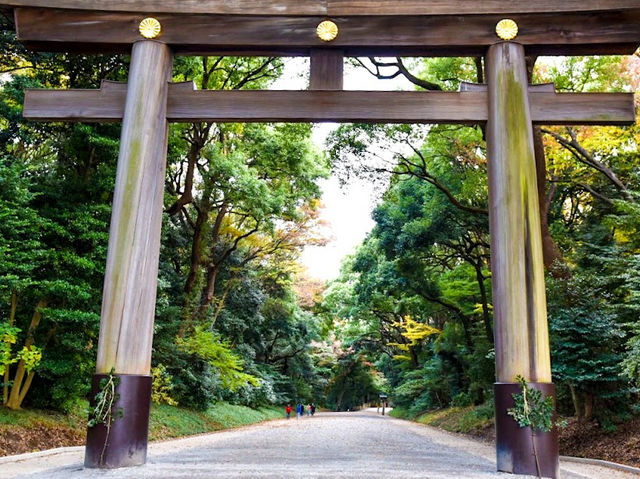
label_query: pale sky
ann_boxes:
[273,58,415,281]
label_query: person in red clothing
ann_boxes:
[285,404,292,419]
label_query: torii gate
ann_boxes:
[2,1,639,477]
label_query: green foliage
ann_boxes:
[451,392,473,408]
[508,376,555,433]
[178,326,260,392]
[321,53,640,430]
[324,351,381,411]
[1,12,639,431]
[0,322,19,375]
[151,364,178,406]
[16,345,42,373]
[622,325,640,387]
[547,267,628,419]
[0,34,326,414]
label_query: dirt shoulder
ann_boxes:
[0,423,83,457]
[558,417,640,468]
[0,402,282,458]
[391,405,640,469]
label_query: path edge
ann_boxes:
[387,413,640,476]
[560,455,640,475]
[0,415,289,465]
[0,446,84,465]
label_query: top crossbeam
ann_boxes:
[3,1,640,57]
[2,1,640,16]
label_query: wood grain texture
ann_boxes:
[24,80,128,121]
[3,1,325,15]
[530,92,635,126]
[3,0,640,15]
[327,0,640,16]
[24,86,635,126]
[310,49,343,90]
[167,90,487,123]
[95,41,172,376]
[486,42,552,384]
[15,8,640,56]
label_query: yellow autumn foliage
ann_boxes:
[389,316,440,361]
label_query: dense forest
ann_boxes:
[1,14,640,440]
[322,55,640,425]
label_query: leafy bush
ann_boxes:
[451,392,473,408]
[178,326,259,392]
[151,364,178,406]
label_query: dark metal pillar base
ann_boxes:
[85,374,152,469]
[494,382,559,479]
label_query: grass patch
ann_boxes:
[149,403,281,441]
[388,407,413,420]
[1,401,284,455]
[390,403,494,437]
[148,403,222,441]
[0,402,87,430]
[204,403,282,429]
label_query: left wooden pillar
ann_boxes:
[85,40,173,469]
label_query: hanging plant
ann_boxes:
[87,368,124,465]
[507,375,556,478]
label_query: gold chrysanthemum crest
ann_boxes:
[139,18,162,39]
[495,19,518,41]
[317,20,339,42]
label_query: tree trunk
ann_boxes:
[474,261,494,344]
[184,203,210,295]
[408,345,419,369]
[336,388,345,411]
[584,393,594,420]
[6,299,45,410]
[211,279,236,326]
[200,266,218,318]
[569,384,582,421]
[3,292,17,405]
[526,56,563,269]
[197,204,231,318]
[533,126,563,269]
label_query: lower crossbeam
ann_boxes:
[23,81,635,126]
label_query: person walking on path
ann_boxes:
[307,403,312,416]
[311,403,316,416]
[285,404,292,419]
[296,403,303,419]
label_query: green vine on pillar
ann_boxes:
[88,368,124,465]
[507,375,557,479]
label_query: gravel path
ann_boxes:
[3,409,638,479]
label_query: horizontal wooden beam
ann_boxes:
[14,8,640,57]
[168,90,487,124]
[23,82,636,126]
[328,1,640,16]
[4,0,640,16]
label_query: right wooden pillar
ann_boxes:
[486,42,559,478]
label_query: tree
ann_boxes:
[548,270,626,421]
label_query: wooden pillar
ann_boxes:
[486,42,558,478]
[85,40,173,469]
